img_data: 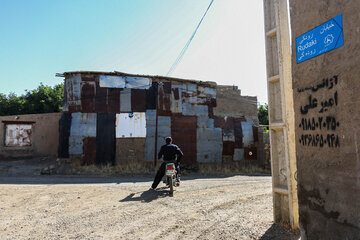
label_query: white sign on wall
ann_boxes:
[116,112,146,138]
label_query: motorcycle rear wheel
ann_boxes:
[169,177,174,195]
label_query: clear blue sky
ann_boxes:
[0,0,267,104]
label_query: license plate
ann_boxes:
[166,170,175,175]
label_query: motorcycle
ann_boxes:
[164,161,180,195]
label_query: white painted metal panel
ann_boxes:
[116,112,146,138]
[99,75,151,89]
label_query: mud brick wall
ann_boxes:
[290,1,360,238]
[0,113,61,158]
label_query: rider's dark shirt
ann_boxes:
[158,143,183,161]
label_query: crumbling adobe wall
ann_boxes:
[213,85,258,124]
[290,0,360,238]
[0,113,61,159]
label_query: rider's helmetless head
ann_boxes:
[165,137,172,144]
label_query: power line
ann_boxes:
[166,0,215,76]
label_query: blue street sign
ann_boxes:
[296,14,344,63]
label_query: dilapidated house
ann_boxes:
[56,71,260,172]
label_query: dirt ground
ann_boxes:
[0,174,299,240]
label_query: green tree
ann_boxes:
[0,83,64,116]
[258,103,269,131]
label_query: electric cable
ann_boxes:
[166,0,215,76]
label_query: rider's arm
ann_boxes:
[176,146,183,162]
[158,146,164,159]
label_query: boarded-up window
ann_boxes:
[5,124,32,147]
[116,112,146,138]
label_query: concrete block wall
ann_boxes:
[290,0,360,238]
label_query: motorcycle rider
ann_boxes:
[151,137,183,190]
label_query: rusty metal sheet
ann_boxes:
[82,74,98,82]
[214,116,234,129]
[146,82,157,110]
[171,87,182,113]
[245,147,257,160]
[171,115,197,166]
[95,82,108,113]
[234,119,243,148]
[131,89,146,112]
[5,124,32,147]
[120,89,131,112]
[222,141,235,155]
[82,137,96,165]
[81,81,95,112]
[157,82,171,116]
[107,88,121,113]
[65,74,81,112]
[58,113,72,158]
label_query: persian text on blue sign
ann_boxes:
[296,14,344,64]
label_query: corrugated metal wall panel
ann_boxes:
[120,89,131,112]
[157,82,171,116]
[182,103,208,116]
[81,81,95,112]
[145,109,156,162]
[241,121,254,147]
[66,74,81,112]
[95,82,108,113]
[222,141,235,155]
[197,128,222,163]
[69,113,97,155]
[82,137,96,165]
[233,148,245,161]
[131,89,146,112]
[107,88,121,113]
[96,113,116,165]
[223,129,235,142]
[171,115,197,165]
[234,119,243,148]
[245,146,257,160]
[156,116,171,154]
[99,75,125,88]
[58,113,72,158]
[146,82,157,110]
[171,87,182,113]
[99,75,151,89]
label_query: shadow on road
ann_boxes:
[259,223,300,240]
[119,188,172,203]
